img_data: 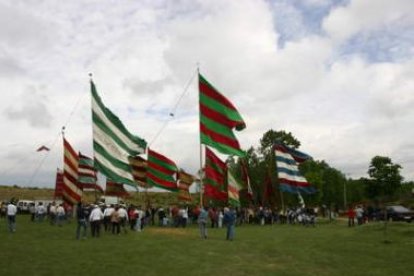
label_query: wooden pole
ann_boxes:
[197,66,204,207]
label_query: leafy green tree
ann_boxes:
[397,181,414,200]
[346,178,366,205]
[366,156,403,201]
[259,129,301,155]
[300,160,326,206]
[259,130,303,207]
[300,160,348,209]
[322,167,346,209]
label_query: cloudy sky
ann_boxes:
[1,0,413,190]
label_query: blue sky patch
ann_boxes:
[268,0,349,47]
[338,23,414,63]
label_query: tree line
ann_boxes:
[228,129,413,209]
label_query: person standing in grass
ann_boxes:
[111,206,121,235]
[89,204,104,237]
[76,202,89,240]
[218,208,224,228]
[355,205,364,225]
[36,202,46,222]
[223,207,237,241]
[198,206,208,239]
[29,203,36,222]
[118,205,128,234]
[56,204,65,226]
[128,205,138,231]
[103,204,114,232]
[49,202,57,225]
[158,207,166,227]
[135,206,143,231]
[209,207,218,228]
[7,200,17,233]
[347,205,356,227]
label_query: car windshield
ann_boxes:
[388,206,409,212]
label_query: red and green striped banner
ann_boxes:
[129,155,150,188]
[105,179,130,198]
[54,169,64,198]
[227,170,243,207]
[78,153,103,193]
[204,147,227,201]
[62,138,82,205]
[177,170,194,202]
[147,148,178,191]
[199,74,246,157]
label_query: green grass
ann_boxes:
[1,217,413,276]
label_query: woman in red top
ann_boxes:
[347,206,356,227]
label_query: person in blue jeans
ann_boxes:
[223,206,236,241]
[198,206,208,239]
[76,202,89,240]
[7,201,17,233]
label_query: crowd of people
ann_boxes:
[74,203,240,240]
[2,198,322,241]
[346,205,371,227]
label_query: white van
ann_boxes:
[16,200,35,213]
[99,196,123,205]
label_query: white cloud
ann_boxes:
[0,0,413,189]
[4,85,53,128]
[323,0,414,43]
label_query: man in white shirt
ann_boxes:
[118,205,129,234]
[103,205,114,232]
[36,202,46,222]
[89,205,104,237]
[49,202,57,225]
[56,204,66,226]
[355,206,364,225]
[7,201,17,233]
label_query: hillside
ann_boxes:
[0,185,198,207]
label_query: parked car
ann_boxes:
[384,205,413,223]
[16,200,35,213]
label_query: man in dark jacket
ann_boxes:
[76,202,89,239]
[223,206,237,241]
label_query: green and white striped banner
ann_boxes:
[91,81,147,186]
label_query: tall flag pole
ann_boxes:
[62,131,82,205]
[198,70,247,206]
[274,143,316,194]
[90,76,147,186]
[197,66,204,207]
[262,172,272,206]
[241,158,253,201]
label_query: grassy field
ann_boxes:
[1,217,413,276]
